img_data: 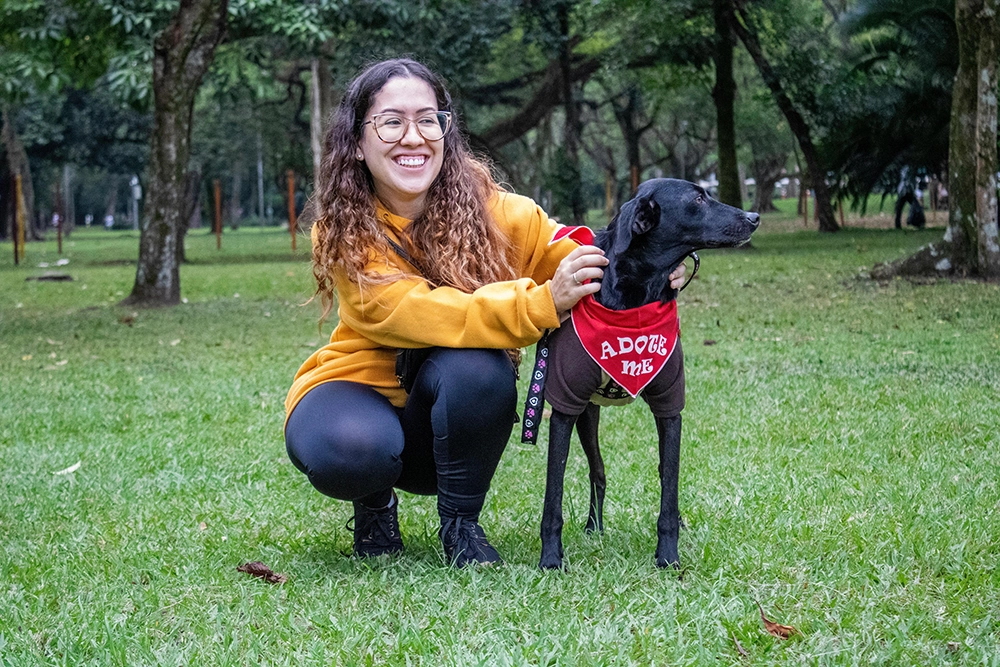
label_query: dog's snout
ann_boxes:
[746,212,761,228]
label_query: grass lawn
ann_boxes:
[1,217,998,665]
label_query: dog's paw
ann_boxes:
[655,555,680,570]
[538,552,565,571]
[655,543,680,571]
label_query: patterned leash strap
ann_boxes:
[520,330,550,445]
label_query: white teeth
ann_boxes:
[396,156,426,167]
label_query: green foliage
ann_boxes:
[825,0,956,207]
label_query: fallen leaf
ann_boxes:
[757,602,798,639]
[198,522,208,531]
[947,642,960,653]
[46,338,63,346]
[119,313,136,326]
[170,339,181,346]
[703,339,717,346]
[53,461,81,475]
[55,359,68,366]
[22,355,32,361]
[237,561,287,584]
[733,633,749,657]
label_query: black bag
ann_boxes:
[395,347,435,393]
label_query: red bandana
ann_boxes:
[571,296,679,400]
[551,224,596,246]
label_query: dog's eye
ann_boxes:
[694,194,705,204]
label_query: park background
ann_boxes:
[2,0,999,665]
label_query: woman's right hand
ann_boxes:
[550,245,609,319]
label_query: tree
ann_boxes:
[729,0,840,231]
[713,0,742,207]
[736,57,795,213]
[827,0,955,210]
[1,104,38,239]
[873,0,999,279]
[123,0,228,306]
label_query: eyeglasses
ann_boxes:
[363,111,452,143]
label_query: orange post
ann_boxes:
[213,179,222,250]
[287,170,297,251]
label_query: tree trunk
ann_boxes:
[104,176,120,226]
[175,167,202,264]
[123,0,228,307]
[558,4,585,225]
[713,0,742,207]
[310,56,335,193]
[1,105,40,241]
[228,162,242,229]
[967,0,999,276]
[873,0,998,280]
[63,165,75,236]
[750,155,785,213]
[612,87,643,195]
[730,1,839,232]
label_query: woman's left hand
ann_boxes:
[668,262,687,290]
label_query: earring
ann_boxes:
[356,153,364,161]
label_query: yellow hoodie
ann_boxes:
[285,190,579,420]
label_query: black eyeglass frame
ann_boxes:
[362,111,453,143]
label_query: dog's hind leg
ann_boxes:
[654,414,681,569]
[576,403,606,534]
[540,410,577,570]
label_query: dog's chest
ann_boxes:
[542,306,686,418]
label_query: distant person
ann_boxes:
[895,169,925,229]
[104,214,114,229]
[283,58,687,566]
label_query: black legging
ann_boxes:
[285,348,518,521]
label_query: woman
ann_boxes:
[284,58,685,567]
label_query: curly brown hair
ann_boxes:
[311,58,516,323]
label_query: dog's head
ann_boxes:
[595,178,760,309]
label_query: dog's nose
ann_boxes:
[747,212,761,228]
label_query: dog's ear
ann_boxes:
[633,196,660,236]
[611,195,660,255]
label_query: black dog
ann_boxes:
[537,178,759,570]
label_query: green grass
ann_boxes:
[2,222,999,665]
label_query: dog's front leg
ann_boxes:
[654,414,681,569]
[576,403,606,534]
[540,410,577,570]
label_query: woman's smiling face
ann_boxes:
[358,76,445,220]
